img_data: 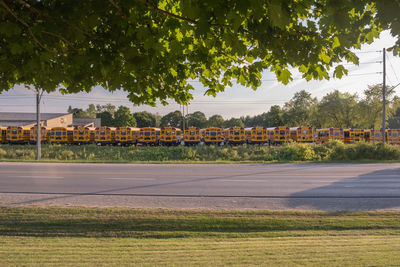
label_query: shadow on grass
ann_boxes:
[1,207,400,238]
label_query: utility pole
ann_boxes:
[182,104,185,131]
[382,48,386,144]
[36,89,43,160]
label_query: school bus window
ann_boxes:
[234,130,240,135]
[334,132,339,136]
[210,132,216,136]
[190,131,196,135]
[280,130,285,134]
[394,133,398,137]
[121,130,126,135]
[151,132,155,135]
[79,130,84,135]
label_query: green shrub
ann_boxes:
[58,150,74,160]
[0,148,6,158]
[0,142,400,162]
[279,143,317,161]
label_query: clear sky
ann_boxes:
[1,30,400,119]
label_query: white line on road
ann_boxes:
[105,178,157,180]
[11,176,64,179]
[219,179,273,182]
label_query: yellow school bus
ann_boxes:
[363,129,372,143]
[343,129,364,144]
[73,126,94,145]
[290,126,314,143]
[245,127,267,144]
[387,129,400,145]
[267,126,290,144]
[203,127,224,145]
[369,129,387,143]
[115,127,140,146]
[30,126,50,143]
[225,127,246,145]
[0,127,7,143]
[89,129,96,143]
[138,127,160,145]
[50,127,74,144]
[315,128,344,144]
[95,126,116,145]
[184,126,201,145]
[160,127,182,146]
[6,126,30,144]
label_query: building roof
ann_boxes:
[72,118,101,128]
[0,121,36,127]
[0,112,69,121]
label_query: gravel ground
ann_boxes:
[1,193,400,211]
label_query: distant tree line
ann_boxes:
[68,84,400,129]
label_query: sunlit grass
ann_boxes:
[1,207,400,266]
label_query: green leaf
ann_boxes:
[276,69,292,84]
[170,68,178,77]
[332,36,340,49]
[365,28,379,44]
[333,65,348,79]
[268,2,289,28]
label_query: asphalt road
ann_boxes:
[1,162,400,211]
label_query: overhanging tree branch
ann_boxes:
[1,0,52,53]
[136,0,197,24]
[108,0,129,20]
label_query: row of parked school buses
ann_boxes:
[1,125,400,146]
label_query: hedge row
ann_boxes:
[0,141,399,162]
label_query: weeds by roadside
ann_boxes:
[0,141,399,162]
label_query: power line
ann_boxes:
[186,71,383,83]
[352,50,382,54]
[386,54,400,84]
[0,71,382,101]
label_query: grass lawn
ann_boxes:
[1,207,400,266]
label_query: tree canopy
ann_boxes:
[133,111,157,127]
[1,0,399,104]
[160,110,183,128]
[114,105,137,127]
